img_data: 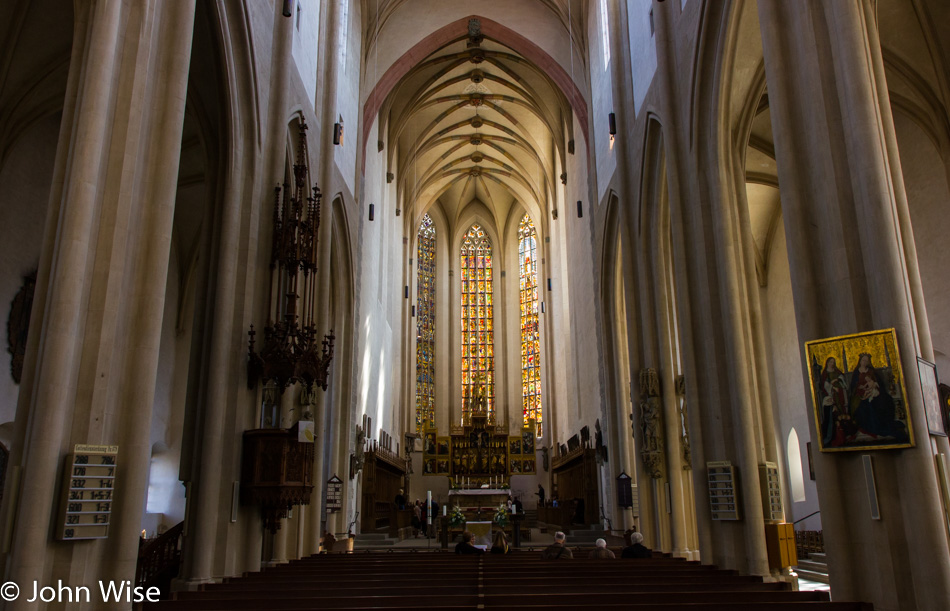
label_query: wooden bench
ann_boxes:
[147,551,872,611]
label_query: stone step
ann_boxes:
[353,538,397,548]
[796,568,830,584]
[355,533,390,541]
[797,559,827,571]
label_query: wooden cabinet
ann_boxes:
[765,522,798,569]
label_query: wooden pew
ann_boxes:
[147,551,872,611]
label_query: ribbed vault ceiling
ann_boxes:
[382,25,573,226]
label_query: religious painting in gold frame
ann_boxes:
[805,328,914,452]
[423,432,436,456]
[436,437,450,455]
[522,458,536,474]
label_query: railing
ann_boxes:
[135,522,184,599]
[795,529,824,559]
[792,510,820,525]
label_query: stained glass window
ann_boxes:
[519,215,542,437]
[460,224,494,421]
[415,214,436,433]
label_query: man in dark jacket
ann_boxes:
[621,531,652,558]
[541,531,574,559]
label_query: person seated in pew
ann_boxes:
[321,531,336,553]
[541,531,574,559]
[455,530,485,554]
[621,531,652,559]
[588,538,615,559]
[490,529,509,554]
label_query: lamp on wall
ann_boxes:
[577,200,584,218]
[333,119,344,145]
[608,112,617,144]
[247,119,335,394]
[282,0,293,17]
[368,203,375,221]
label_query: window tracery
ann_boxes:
[415,214,436,432]
[518,215,542,437]
[461,224,494,422]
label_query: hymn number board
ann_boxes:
[707,460,740,521]
[57,445,118,541]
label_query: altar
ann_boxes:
[448,488,511,510]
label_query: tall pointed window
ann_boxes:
[415,214,436,432]
[461,224,494,421]
[518,215,542,437]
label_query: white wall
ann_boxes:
[627,0,658,117]
[761,216,821,530]
[334,0,360,196]
[356,119,402,444]
[893,112,950,383]
[291,0,321,109]
[591,0,617,204]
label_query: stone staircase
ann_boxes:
[353,530,399,549]
[796,552,830,584]
[522,509,538,528]
[567,524,605,547]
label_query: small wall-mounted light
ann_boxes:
[412,305,416,317]
[577,200,584,218]
[547,278,552,292]
[404,285,409,299]
[368,203,375,221]
[541,301,546,314]
[282,0,293,17]
[333,118,344,145]
[608,112,617,146]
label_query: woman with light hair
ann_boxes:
[621,531,652,559]
[588,538,615,559]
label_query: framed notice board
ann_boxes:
[707,460,740,521]
[56,445,118,540]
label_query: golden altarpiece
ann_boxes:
[421,374,537,487]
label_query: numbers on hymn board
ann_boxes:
[60,448,118,540]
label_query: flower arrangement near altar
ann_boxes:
[492,503,509,528]
[449,505,466,528]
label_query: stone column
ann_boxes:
[1,1,197,607]
[653,0,770,576]
[304,389,327,554]
[99,1,198,595]
[181,1,291,585]
[605,0,643,534]
[758,1,950,608]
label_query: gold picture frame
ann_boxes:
[805,328,914,451]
